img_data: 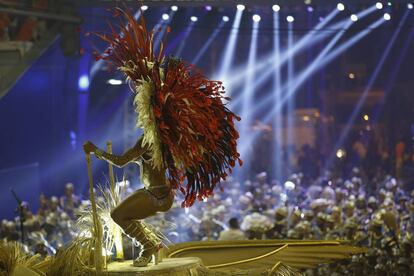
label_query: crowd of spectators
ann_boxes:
[0,183,80,256]
[1,160,414,275]
[166,169,413,275]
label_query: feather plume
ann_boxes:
[93,8,242,207]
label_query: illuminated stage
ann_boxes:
[106,258,205,276]
[105,240,366,275]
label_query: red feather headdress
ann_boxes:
[94,7,242,207]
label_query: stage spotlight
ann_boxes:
[286,15,295,22]
[252,14,261,22]
[349,73,355,79]
[363,114,369,121]
[408,3,414,9]
[376,2,383,9]
[78,75,89,91]
[162,13,170,21]
[238,14,260,165]
[171,6,178,11]
[205,5,212,11]
[141,5,148,11]
[223,16,230,22]
[336,149,346,159]
[307,6,314,12]
[350,14,358,21]
[383,13,391,20]
[237,4,245,11]
[272,4,281,12]
[107,79,123,85]
[337,3,345,11]
[217,3,244,83]
[190,16,198,22]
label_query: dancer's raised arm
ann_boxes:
[83,137,147,168]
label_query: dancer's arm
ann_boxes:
[83,137,147,168]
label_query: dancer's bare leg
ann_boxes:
[83,139,174,266]
[110,185,174,266]
[110,187,174,229]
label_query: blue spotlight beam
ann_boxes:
[373,20,414,121]
[218,9,243,78]
[229,8,367,109]
[239,17,385,155]
[273,11,283,180]
[238,21,260,161]
[175,21,196,57]
[238,16,352,155]
[268,18,385,122]
[224,8,340,91]
[286,22,295,153]
[240,18,352,124]
[229,22,338,109]
[243,5,379,118]
[326,11,410,167]
[192,20,225,64]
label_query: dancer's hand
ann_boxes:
[83,141,97,154]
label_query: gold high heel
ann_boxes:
[123,221,162,267]
[133,244,162,267]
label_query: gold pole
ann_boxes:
[107,141,116,194]
[85,153,104,272]
[106,141,124,261]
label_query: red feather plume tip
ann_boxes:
[92,7,163,81]
[93,7,242,208]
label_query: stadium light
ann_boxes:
[78,75,89,91]
[162,13,169,21]
[237,4,245,11]
[272,4,281,12]
[252,14,261,22]
[337,3,345,11]
[350,14,358,22]
[376,2,383,9]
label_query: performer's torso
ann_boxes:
[139,153,167,189]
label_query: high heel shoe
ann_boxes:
[133,244,162,267]
[122,221,162,267]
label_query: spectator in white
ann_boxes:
[218,218,246,241]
